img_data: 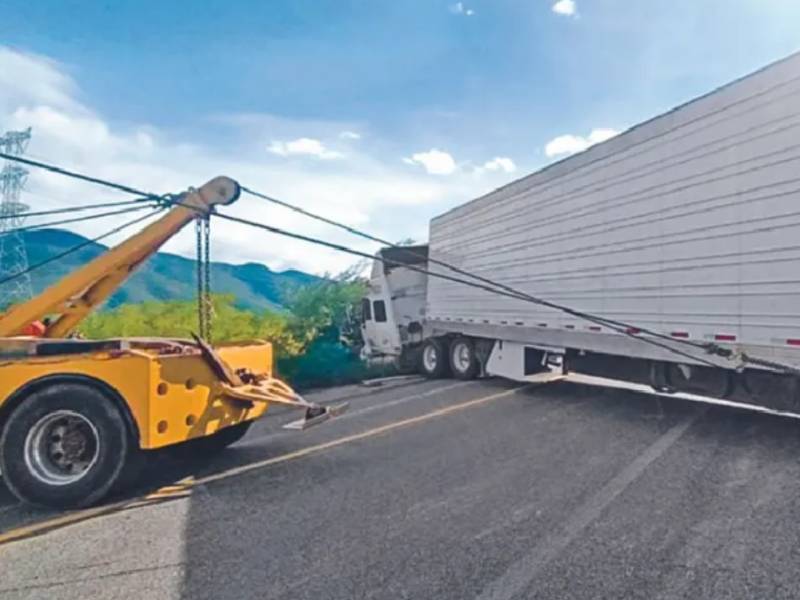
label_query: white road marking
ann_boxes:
[476,408,705,600]
[343,380,474,418]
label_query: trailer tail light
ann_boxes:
[626,327,640,335]
[671,331,689,338]
[714,334,736,342]
[588,326,601,332]
[787,339,800,346]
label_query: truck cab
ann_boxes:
[360,245,428,369]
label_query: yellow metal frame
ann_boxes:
[0,176,337,449]
[0,341,275,449]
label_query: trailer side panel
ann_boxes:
[427,52,800,368]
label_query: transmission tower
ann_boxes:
[0,127,33,307]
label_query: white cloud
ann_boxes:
[339,130,361,140]
[449,2,475,16]
[544,128,619,157]
[482,157,516,173]
[404,149,458,175]
[267,137,343,159]
[552,0,577,17]
[0,46,520,274]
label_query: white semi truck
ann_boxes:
[361,51,800,413]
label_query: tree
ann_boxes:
[78,272,373,389]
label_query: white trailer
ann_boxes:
[361,51,800,411]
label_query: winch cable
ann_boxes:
[0,198,151,220]
[0,203,161,237]
[238,187,722,351]
[2,151,796,374]
[0,207,165,287]
[216,207,800,375]
[0,152,163,200]
[207,209,731,370]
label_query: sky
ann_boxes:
[0,0,799,275]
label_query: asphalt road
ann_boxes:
[2,374,800,599]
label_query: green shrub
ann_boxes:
[80,279,370,389]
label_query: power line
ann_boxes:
[0,152,159,200]
[0,207,165,287]
[0,198,150,220]
[2,203,158,237]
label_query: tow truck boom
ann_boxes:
[0,177,238,338]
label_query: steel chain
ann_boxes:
[195,217,206,339]
[203,215,212,342]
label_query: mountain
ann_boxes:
[22,229,322,311]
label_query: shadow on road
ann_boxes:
[174,379,800,600]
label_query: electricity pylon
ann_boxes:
[0,128,33,307]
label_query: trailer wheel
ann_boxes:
[449,337,480,380]
[420,338,450,378]
[0,383,129,508]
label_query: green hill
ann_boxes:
[22,229,321,311]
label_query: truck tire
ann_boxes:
[420,338,450,378]
[449,336,480,380]
[169,421,253,460]
[0,383,129,508]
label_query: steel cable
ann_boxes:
[2,151,794,373]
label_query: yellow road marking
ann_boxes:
[0,381,547,547]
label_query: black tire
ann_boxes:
[419,337,450,378]
[449,336,480,380]
[169,421,253,460]
[0,383,129,509]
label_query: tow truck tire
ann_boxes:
[0,383,129,509]
[449,336,480,380]
[420,337,450,378]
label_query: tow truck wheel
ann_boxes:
[0,383,129,509]
[449,336,480,380]
[420,337,450,378]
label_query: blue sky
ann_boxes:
[1,0,799,273]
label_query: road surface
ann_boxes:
[2,375,800,599]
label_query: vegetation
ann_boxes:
[80,275,376,389]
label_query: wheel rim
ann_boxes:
[24,410,100,486]
[452,342,472,373]
[423,345,438,372]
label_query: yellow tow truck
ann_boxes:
[0,176,345,508]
